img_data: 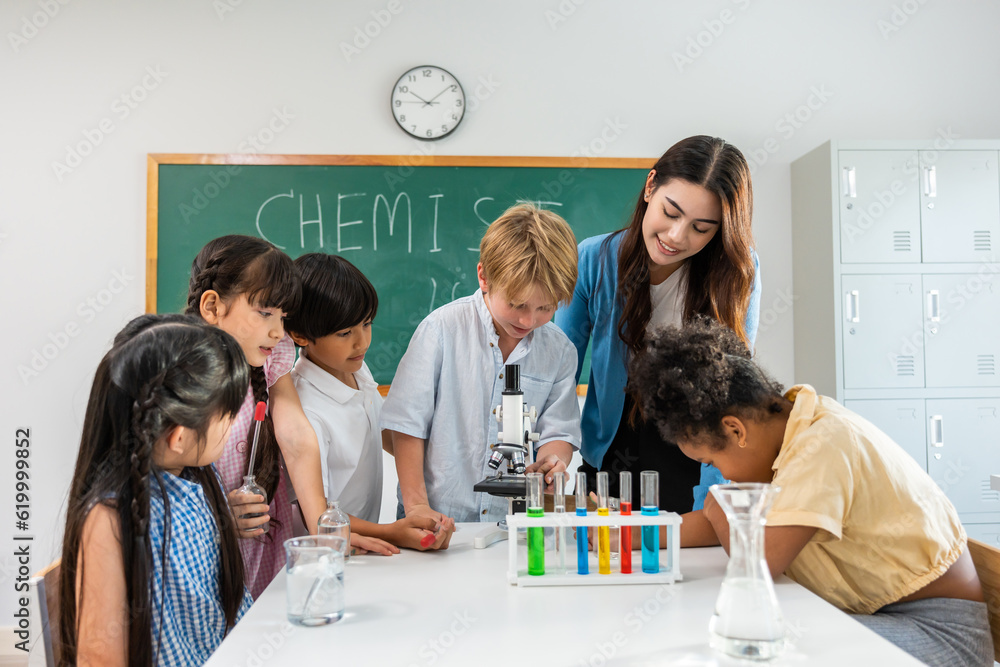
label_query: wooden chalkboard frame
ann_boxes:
[145,153,653,313]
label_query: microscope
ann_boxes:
[473,363,540,549]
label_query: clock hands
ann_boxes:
[424,86,453,106]
[406,91,437,106]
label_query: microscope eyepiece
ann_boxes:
[503,364,520,394]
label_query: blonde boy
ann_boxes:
[381,204,582,531]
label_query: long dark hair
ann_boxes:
[59,314,249,666]
[185,234,300,499]
[604,135,756,356]
[284,253,378,340]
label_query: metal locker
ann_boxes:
[919,150,1000,263]
[838,151,921,263]
[926,399,1000,522]
[922,273,1000,387]
[844,399,926,469]
[842,275,924,389]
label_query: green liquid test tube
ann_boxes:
[527,472,545,576]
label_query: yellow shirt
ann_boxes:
[767,385,966,614]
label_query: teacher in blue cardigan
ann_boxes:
[555,135,761,524]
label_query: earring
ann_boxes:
[738,439,747,449]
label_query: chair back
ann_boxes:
[967,538,1000,662]
[27,559,60,667]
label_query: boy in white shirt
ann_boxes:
[381,204,582,537]
[286,253,441,550]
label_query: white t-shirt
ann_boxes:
[291,351,383,523]
[647,263,688,333]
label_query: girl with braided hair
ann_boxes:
[187,235,395,599]
[60,314,252,666]
[629,318,992,666]
[555,136,761,530]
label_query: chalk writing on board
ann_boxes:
[256,190,564,255]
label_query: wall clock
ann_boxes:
[390,65,465,140]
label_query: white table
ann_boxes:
[205,523,921,666]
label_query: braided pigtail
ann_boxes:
[249,366,282,512]
[123,371,165,667]
[185,257,223,315]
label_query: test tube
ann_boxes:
[597,472,611,574]
[553,472,568,575]
[526,472,545,576]
[620,471,632,574]
[641,470,660,574]
[575,472,589,575]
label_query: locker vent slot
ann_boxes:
[973,230,992,252]
[892,231,912,252]
[895,356,916,376]
[981,479,1000,504]
[977,355,996,376]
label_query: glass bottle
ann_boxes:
[235,474,269,535]
[708,483,786,661]
[317,500,351,558]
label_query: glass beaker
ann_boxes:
[708,483,785,661]
[284,535,347,626]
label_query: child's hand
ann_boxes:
[350,532,399,556]
[385,515,451,551]
[404,504,456,550]
[227,489,269,538]
[525,454,567,493]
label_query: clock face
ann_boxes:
[390,66,465,140]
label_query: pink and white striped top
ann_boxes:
[217,334,296,599]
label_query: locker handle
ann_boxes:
[930,415,944,447]
[923,166,937,197]
[845,290,860,323]
[842,167,857,198]
[927,290,940,322]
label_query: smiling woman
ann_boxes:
[554,135,761,522]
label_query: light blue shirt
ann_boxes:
[554,232,761,510]
[148,468,252,666]
[380,290,582,523]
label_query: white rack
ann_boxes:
[503,511,682,587]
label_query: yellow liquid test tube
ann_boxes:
[597,471,611,574]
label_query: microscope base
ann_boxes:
[473,523,508,550]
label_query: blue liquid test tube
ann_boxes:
[641,470,660,574]
[576,471,589,574]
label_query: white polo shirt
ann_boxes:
[291,350,383,523]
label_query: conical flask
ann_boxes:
[708,483,785,661]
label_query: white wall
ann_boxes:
[3,0,1000,619]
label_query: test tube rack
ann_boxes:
[504,510,682,587]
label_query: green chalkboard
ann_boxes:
[147,154,651,384]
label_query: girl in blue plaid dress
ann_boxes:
[60,314,253,666]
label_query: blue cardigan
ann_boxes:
[554,232,762,510]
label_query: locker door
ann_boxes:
[923,274,1000,387]
[926,399,1000,521]
[844,400,926,469]
[920,151,1000,262]
[842,275,924,388]
[838,151,921,263]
